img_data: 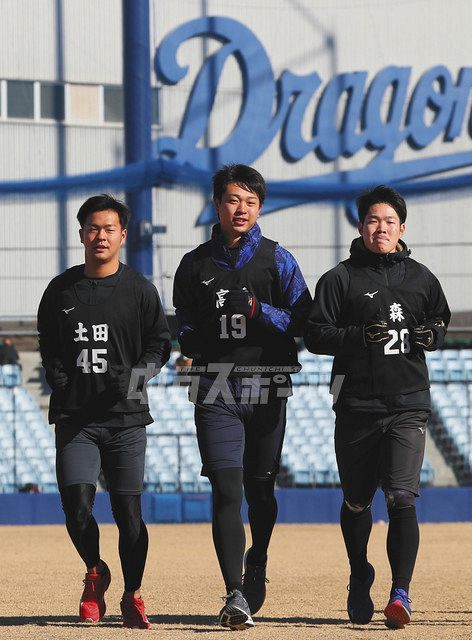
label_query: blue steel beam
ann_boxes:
[122,0,153,277]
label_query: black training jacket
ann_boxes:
[38,263,171,425]
[304,238,451,413]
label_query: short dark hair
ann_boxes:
[356,185,407,224]
[77,194,131,229]
[212,164,266,205]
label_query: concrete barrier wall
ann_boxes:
[1,487,471,526]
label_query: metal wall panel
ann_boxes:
[0,0,471,316]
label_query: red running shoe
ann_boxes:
[79,562,111,623]
[120,594,152,629]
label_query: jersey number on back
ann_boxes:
[76,348,108,373]
[219,314,246,339]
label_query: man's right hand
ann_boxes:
[364,320,390,344]
[45,366,68,391]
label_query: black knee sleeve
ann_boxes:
[243,474,276,507]
[210,468,244,507]
[110,494,143,545]
[344,498,372,514]
[384,489,416,511]
[60,483,96,533]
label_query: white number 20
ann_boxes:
[384,328,410,355]
[219,314,246,339]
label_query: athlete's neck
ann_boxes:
[84,259,120,278]
[221,231,241,248]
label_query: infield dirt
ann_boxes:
[0,522,470,639]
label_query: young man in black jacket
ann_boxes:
[304,185,450,630]
[38,194,171,629]
[174,164,311,630]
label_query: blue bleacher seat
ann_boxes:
[159,470,179,492]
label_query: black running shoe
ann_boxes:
[347,563,375,624]
[242,551,268,614]
[219,589,255,630]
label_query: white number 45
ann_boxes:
[77,348,108,373]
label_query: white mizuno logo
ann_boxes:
[364,291,379,298]
[202,278,215,286]
[62,307,75,314]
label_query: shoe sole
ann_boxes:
[81,617,100,624]
[347,564,375,625]
[220,605,255,630]
[384,601,411,629]
[123,622,151,629]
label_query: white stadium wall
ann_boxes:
[0,0,471,317]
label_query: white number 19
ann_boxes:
[219,314,246,339]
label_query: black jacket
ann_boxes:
[38,263,171,425]
[304,238,451,413]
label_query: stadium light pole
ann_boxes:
[122,0,153,278]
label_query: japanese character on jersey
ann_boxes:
[73,322,110,374]
[389,303,405,323]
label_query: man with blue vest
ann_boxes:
[174,164,311,630]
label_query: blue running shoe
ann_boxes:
[347,563,375,624]
[384,588,412,629]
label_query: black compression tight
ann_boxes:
[60,483,100,569]
[244,474,277,566]
[387,505,419,594]
[340,501,373,579]
[60,484,148,592]
[209,468,245,593]
[110,493,149,593]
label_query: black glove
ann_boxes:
[411,319,446,351]
[221,289,261,319]
[179,330,205,359]
[45,364,68,391]
[364,320,390,344]
[107,365,131,400]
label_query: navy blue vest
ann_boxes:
[190,237,299,369]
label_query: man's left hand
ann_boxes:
[411,319,446,351]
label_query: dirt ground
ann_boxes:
[0,522,471,639]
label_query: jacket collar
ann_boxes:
[349,237,410,267]
[210,222,262,269]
